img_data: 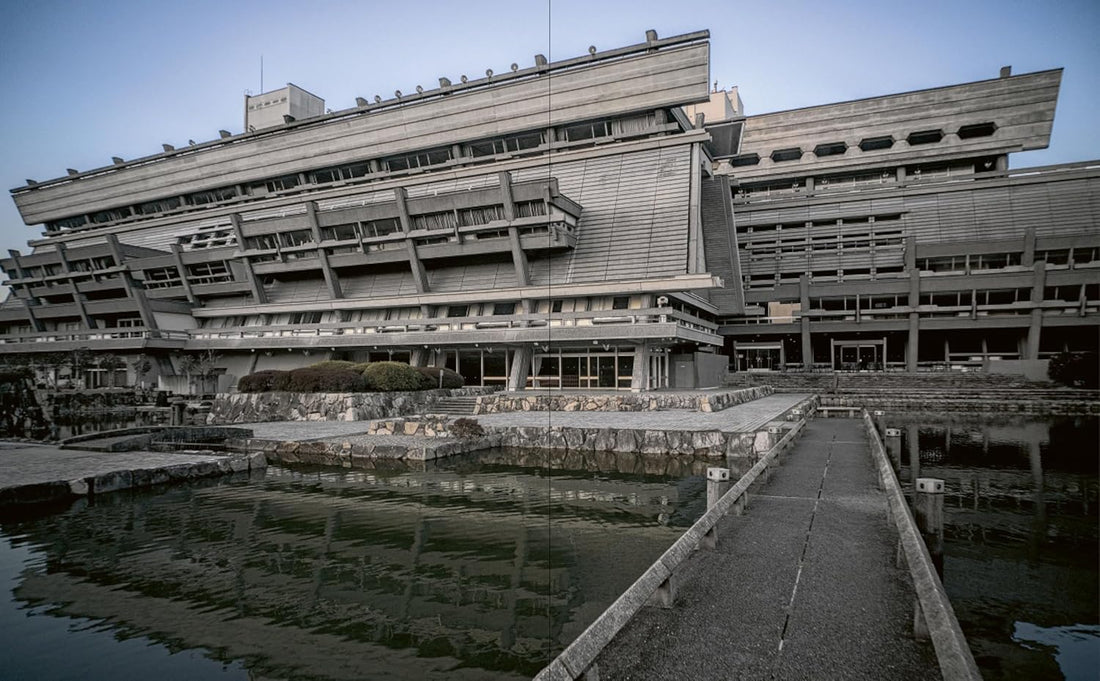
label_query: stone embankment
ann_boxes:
[0,444,267,507]
[210,387,497,423]
[821,393,1099,414]
[473,387,772,414]
[233,433,501,466]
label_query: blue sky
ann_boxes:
[1,0,1097,264]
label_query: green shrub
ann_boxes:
[310,360,359,371]
[414,366,465,390]
[286,367,368,392]
[364,361,422,392]
[450,417,485,439]
[1048,352,1099,388]
[238,370,286,393]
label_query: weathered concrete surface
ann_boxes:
[594,419,942,681]
[0,442,266,506]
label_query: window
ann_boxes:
[280,230,313,247]
[363,218,401,238]
[323,223,359,241]
[514,200,546,218]
[957,122,997,139]
[612,296,630,310]
[186,261,232,284]
[493,302,516,315]
[47,215,88,232]
[813,142,847,157]
[458,205,506,226]
[309,163,370,184]
[384,148,452,172]
[858,136,894,152]
[728,153,760,167]
[551,300,563,313]
[245,234,279,251]
[188,186,238,205]
[771,148,802,162]
[907,129,944,146]
[561,120,611,143]
[412,211,458,231]
[469,132,544,158]
[446,305,468,318]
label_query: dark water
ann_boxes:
[0,449,705,680]
[883,414,1099,681]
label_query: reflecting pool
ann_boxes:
[882,413,1099,681]
[0,449,708,680]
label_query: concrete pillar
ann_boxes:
[630,344,650,392]
[800,275,812,369]
[230,214,267,304]
[1022,227,1036,267]
[305,202,343,299]
[1027,261,1046,360]
[507,345,532,391]
[914,477,945,581]
[885,427,902,472]
[907,314,919,372]
[704,467,730,550]
[170,243,198,305]
[409,348,430,367]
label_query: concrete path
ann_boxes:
[594,418,941,680]
[475,393,811,432]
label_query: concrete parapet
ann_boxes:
[862,411,982,681]
[533,417,807,681]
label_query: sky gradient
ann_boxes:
[1,0,1097,269]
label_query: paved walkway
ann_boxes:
[594,418,941,680]
[476,393,811,433]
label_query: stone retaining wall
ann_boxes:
[367,416,453,437]
[236,434,501,465]
[493,425,780,458]
[474,387,772,414]
[210,387,497,423]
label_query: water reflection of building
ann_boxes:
[7,464,689,680]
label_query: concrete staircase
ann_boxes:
[430,396,480,416]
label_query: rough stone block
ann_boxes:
[92,470,132,495]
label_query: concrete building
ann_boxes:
[1,30,1097,392]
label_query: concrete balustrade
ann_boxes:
[534,418,806,681]
[861,410,982,681]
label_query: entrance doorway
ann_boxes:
[831,340,885,371]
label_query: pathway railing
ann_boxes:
[862,409,982,681]
[534,417,807,680]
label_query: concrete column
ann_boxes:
[230,214,267,305]
[169,243,198,305]
[1027,261,1046,360]
[704,467,730,550]
[507,345,532,391]
[405,241,430,294]
[630,344,650,392]
[56,244,95,329]
[907,263,920,372]
[305,202,343,299]
[7,250,44,332]
[1022,227,1036,267]
[799,274,812,369]
[914,477,945,581]
[907,314,919,372]
[410,348,430,367]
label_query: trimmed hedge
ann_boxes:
[237,361,465,393]
[414,366,465,390]
[364,361,423,392]
[1048,352,1099,388]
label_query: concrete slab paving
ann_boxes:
[594,418,941,680]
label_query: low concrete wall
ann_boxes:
[494,426,757,458]
[863,412,981,681]
[535,418,807,680]
[210,387,497,423]
[475,387,772,414]
[984,359,1049,382]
